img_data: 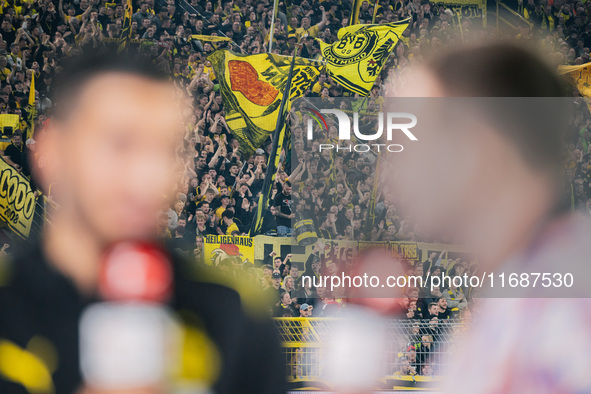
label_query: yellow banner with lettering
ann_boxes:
[203,234,255,267]
[0,157,35,238]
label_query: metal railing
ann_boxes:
[275,318,469,390]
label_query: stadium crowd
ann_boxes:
[1,0,591,379]
[0,0,589,248]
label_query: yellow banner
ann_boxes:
[317,20,409,96]
[0,114,20,131]
[208,50,320,158]
[0,157,35,238]
[203,234,255,266]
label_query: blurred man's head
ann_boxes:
[390,42,570,266]
[38,51,184,243]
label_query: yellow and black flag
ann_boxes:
[118,0,133,53]
[247,48,302,236]
[208,50,320,158]
[26,72,36,141]
[317,20,409,96]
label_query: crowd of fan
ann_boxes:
[263,240,476,377]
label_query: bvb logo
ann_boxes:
[325,29,378,66]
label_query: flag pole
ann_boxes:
[249,43,300,236]
[268,0,279,53]
[372,0,380,23]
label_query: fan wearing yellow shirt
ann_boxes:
[0,56,11,81]
[221,210,240,235]
[312,73,330,94]
[58,0,92,24]
[295,6,327,40]
[215,194,231,220]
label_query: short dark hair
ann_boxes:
[426,42,567,98]
[425,42,569,174]
[50,49,169,120]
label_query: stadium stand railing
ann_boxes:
[274,318,469,390]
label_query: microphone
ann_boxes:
[79,242,180,392]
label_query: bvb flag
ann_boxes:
[208,50,320,158]
[118,0,133,53]
[317,20,409,96]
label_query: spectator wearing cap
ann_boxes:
[264,271,283,302]
[299,303,313,317]
[21,137,35,178]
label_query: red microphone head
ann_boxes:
[347,249,409,315]
[98,241,173,303]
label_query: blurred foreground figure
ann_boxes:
[392,42,591,393]
[0,52,284,393]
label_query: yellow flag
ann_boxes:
[28,73,35,107]
[318,20,409,96]
[191,35,231,43]
[559,62,591,113]
[208,50,320,158]
[558,62,591,96]
[26,72,35,140]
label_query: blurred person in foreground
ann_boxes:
[391,42,591,393]
[0,51,284,393]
